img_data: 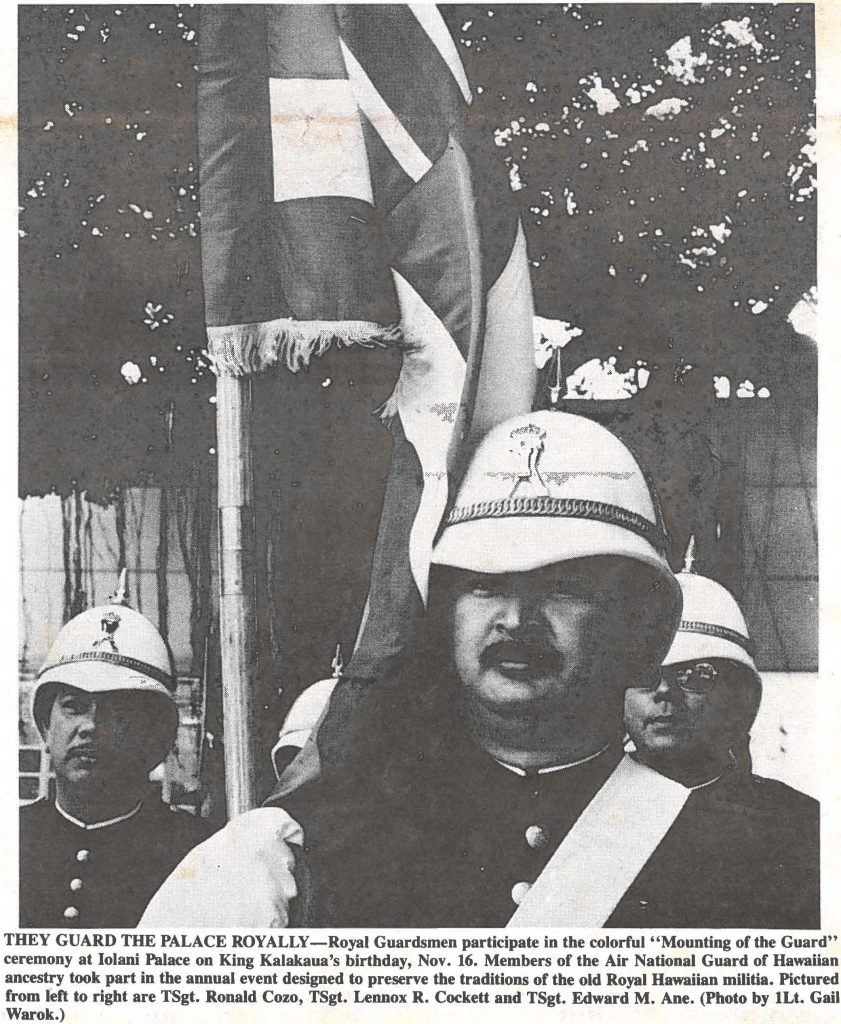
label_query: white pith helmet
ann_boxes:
[32,570,177,737]
[431,410,682,672]
[434,410,672,579]
[664,537,757,673]
[271,678,338,780]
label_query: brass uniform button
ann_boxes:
[76,849,90,863]
[511,881,532,905]
[525,825,549,850]
[63,906,80,920]
[69,878,83,892]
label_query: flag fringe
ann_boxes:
[374,388,401,424]
[208,319,403,377]
[373,333,429,425]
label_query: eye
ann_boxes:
[59,697,87,715]
[470,581,498,597]
[552,576,595,598]
[459,574,503,598]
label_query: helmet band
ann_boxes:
[444,496,666,552]
[37,650,176,693]
[678,620,755,660]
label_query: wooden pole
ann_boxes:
[216,373,261,816]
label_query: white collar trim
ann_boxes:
[55,799,143,831]
[494,742,613,777]
[686,772,724,792]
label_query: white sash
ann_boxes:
[507,754,690,928]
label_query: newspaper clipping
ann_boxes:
[10,2,839,1022]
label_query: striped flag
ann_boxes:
[197,6,536,782]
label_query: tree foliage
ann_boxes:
[20,4,816,501]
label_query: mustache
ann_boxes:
[480,638,562,670]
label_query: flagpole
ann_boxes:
[216,372,261,816]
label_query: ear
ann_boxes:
[41,709,56,754]
[138,698,178,770]
[605,593,646,658]
[33,682,60,749]
[150,719,178,768]
[728,673,762,736]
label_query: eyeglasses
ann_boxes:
[634,662,720,695]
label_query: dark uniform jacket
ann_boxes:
[20,795,213,928]
[609,764,819,928]
[287,742,819,929]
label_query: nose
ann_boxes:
[75,698,100,736]
[651,674,681,703]
[494,593,542,636]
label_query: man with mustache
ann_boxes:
[20,584,211,927]
[146,410,707,927]
[623,554,819,926]
[146,411,821,927]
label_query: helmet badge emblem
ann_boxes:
[508,424,550,499]
[92,610,121,652]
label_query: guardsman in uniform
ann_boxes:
[143,410,676,926]
[20,578,212,928]
[141,410,816,928]
[622,543,819,927]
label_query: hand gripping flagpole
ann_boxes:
[216,372,261,816]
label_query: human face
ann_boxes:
[624,659,736,759]
[45,685,163,794]
[449,558,633,718]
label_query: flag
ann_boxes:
[197,6,537,786]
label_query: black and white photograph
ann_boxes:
[11,0,836,1011]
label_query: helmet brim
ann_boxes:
[663,631,757,673]
[271,732,309,779]
[32,661,176,738]
[274,728,310,752]
[432,516,670,579]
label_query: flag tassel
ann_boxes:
[208,319,402,377]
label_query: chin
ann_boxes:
[61,766,96,786]
[59,778,97,799]
[63,763,113,792]
[637,737,681,755]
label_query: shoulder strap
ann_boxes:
[507,755,690,927]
